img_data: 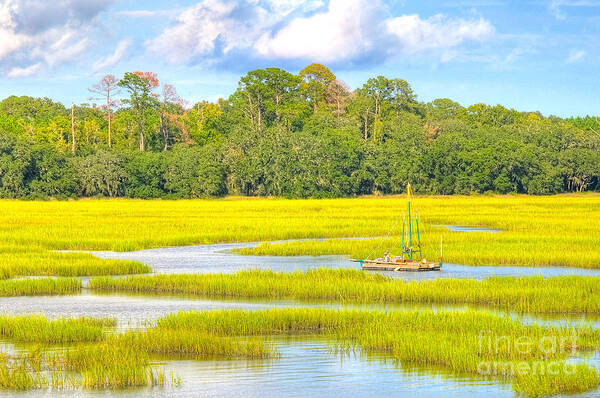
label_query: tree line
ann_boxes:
[0,64,599,199]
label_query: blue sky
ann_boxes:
[0,0,599,117]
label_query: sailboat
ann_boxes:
[356,184,442,272]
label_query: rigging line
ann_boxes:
[365,211,404,260]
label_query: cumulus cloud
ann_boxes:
[0,2,30,59]
[254,0,385,62]
[8,0,111,34]
[0,0,112,77]
[147,0,241,64]
[147,0,495,67]
[93,39,132,71]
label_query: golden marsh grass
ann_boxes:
[0,195,597,270]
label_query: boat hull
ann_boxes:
[359,259,441,272]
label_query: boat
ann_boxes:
[354,184,442,272]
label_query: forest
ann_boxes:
[0,63,598,199]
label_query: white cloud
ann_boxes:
[147,0,240,64]
[93,39,132,71]
[148,0,495,67]
[0,28,29,60]
[44,33,90,66]
[0,1,30,60]
[385,14,494,54]
[116,9,180,18]
[6,63,41,78]
[566,49,586,63]
[255,0,382,62]
[0,0,112,77]
[261,0,324,16]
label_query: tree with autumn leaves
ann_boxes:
[114,72,187,152]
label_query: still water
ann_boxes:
[0,291,598,397]
[90,240,600,281]
[8,230,600,397]
[2,338,515,398]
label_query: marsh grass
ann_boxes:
[0,195,598,269]
[1,196,600,395]
[0,310,597,396]
[0,248,150,279]
[90,269,600,315]
[61,344,163,389]
[0,315,115,344]
[0,360,45,390]
[0,278,80,297]
[0,313,274,391]
[513,363,600,397]
[238,230,600,269]
[154,308,600,397]
[113,329,274,360]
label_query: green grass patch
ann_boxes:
[0,278,80,296]
[156,308,600,397]
[0,314,115,344]
[90,269,600,315]
[0,309,598,396]
[0,248,150,278]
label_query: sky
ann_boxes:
[0,0,599,117]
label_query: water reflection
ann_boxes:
[1,338,514,398]
[1,290,599,332]
[0,291,598,397]
[14,231,600,397]
[89,240,600,281]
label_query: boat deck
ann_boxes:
[359,258,441,272]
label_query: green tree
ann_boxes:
[299,63,336,113]
[164,144,227,197]
[560,148,600,192]
[347,94,374,140]
[124,151,166,198]
[361,76,417,117]
[118,72,160,151]
[0,96,66,122]
[28,144,78,199]
[184,101,223,145]
[231,68,305,130]
[426,98,465,121]
[75,151,127,197]
[159,84,185,151]
[0,133,32,198]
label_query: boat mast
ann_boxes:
[440,233,443,264]
[416,211,421,258]
[407,184,413,260]
[401,216,405,260]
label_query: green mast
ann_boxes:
[407,184,413,260]
[416,211,421,257]
[403,183,422,261]
[401,217,405,259]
